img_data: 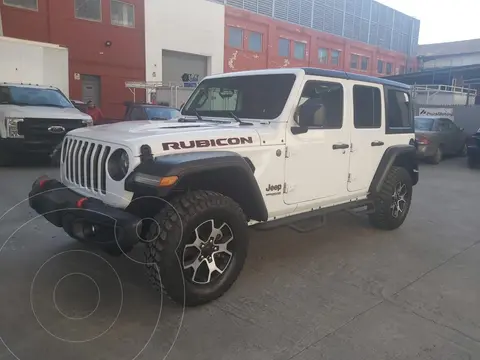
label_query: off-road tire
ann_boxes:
[144,190,249,307]
[369,166,413,231]
[430,147,442,164]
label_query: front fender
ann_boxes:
[125,151,268,221]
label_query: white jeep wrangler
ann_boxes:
[29,68,419,306]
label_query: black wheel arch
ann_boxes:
[125,151,268,222]
[369,145,419,195]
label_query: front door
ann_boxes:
[347,82,385,192]
[284,78,351,205]
[81,74,101,107]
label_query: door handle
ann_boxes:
[371,141,385,147]
[332,143,349,150]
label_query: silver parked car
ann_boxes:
[415,116,468,164]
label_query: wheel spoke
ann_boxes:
[184,256,206,282]
[206,258,223,283]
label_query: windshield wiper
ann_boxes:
[229,112,253,126]
[32,104,67,108]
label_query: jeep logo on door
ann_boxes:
[162,137,253,151]
[47,126,66,134]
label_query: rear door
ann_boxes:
[437,118,457,154]
[347,82,385,192]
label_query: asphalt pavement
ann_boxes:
[0,156,479,360]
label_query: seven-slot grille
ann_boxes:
[62,138,111,194]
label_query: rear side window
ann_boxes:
[386,88,413,133]
[353,85,381,128]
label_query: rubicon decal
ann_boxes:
[162,137,254,151]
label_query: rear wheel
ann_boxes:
[430,147,443,165]
[144,190,249,306]
[369,166,413,230]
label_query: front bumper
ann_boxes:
[0,137,63,154]
[28,177,142,252]
[467,145,480,163]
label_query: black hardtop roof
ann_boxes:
[302,68,411,90]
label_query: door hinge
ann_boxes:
[350,143,354,152]
[283,182,288,193]
[285,146,290,158]
[347,173,352,183]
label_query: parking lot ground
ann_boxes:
[0,157,479,360]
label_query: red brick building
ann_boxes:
[0,0,145,117]
[224,6,418,76]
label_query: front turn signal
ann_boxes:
[159,176,178,187]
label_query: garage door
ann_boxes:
[162,50,208,86]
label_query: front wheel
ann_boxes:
[144,190,249,306]
[430,147,443,164]
[369,166,413,230]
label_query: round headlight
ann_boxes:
[108,149,129,181]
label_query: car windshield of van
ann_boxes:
[414,117,435,131]
[182,74,297,120]
[145,107,181,120]
[0,86,73,108]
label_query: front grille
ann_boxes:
[20,118,87,138]
[63,138,111,194]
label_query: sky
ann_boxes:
[376,0,479,44]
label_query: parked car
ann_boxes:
[0,83,93,166]
[414,116,468,164]
[96,102,181,125]
[466,128,480,168]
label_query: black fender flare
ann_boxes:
[369,145,419,194]
[125,151,268,222]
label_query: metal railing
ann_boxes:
[125,81,196,108]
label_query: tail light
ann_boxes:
[416,136,429,145]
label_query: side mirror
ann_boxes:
[291,106,309,135]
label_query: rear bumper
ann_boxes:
[28,177,141,251]
[416,144,436,159]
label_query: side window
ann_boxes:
[386,89,412,133]
[353,85,381,128]
[130,107,146,120]
[438,119,454,131]
[297,81,344,129]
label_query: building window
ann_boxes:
[377,60,384,74]
[75,0,102,22]
[331,50,340,66]
[318,48,328,64]
[248,32,262,52]
[3,0,37,10]
[353,85,381,128]
[361,56,369,71]
[228,27,243,48]
[111,0,134,28]
[386,62,393,75]
[294,41,306,60]
[278,38,290,57]
[350,54,359,69]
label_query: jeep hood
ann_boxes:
[69,120,263,155]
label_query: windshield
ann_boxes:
[415,117,435,131]
[0,86,73,108]
[182,74,296,120]
[145,107,181,120]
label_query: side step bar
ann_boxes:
[252,199,374,232]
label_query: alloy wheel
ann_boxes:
[391,182,408,218]
[182,219,234,285]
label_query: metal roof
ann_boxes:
[418,38,480,58]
